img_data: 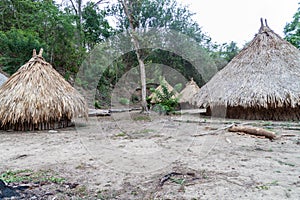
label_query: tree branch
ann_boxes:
[93,0,109,7]
[69,0,78,15]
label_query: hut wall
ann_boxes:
[0,116,73,131]
[180,102,199,110]
[206,106,300,121]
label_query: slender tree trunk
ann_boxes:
[120,0,148,112]
[69,0,83,46]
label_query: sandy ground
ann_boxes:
[0,111,300,199]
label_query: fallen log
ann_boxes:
[228,125,277,140]
[88,109,110,117]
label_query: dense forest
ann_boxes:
[0,0,299,107]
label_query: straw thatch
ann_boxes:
[0,49,88,131]
[148,78,179,103]
[191,19,300,121]
[179,78,200,103]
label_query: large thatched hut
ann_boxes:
[0,49,88,131]
[191,19,300,121]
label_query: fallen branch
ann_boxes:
[283,127,300,131]
[228,125,277,140]
[192,124,234,137]
[280,134,296,137]
[159,172,182,187]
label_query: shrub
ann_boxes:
[150,82,179,115]
[119,97,130,105]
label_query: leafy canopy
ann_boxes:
[284,3,300,49]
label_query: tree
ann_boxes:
[111,0,206,43]
[119,0,149,112]
[67,0,108,46]
[211,41,239,70]
[0,29,44,75]
[82,2,112,50]
[284,3,300,49]
[109,0,218,87]
[0,0,86,79]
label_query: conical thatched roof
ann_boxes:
[179,78,200,103]
[149,78,179,103]
[191,19,300,120]
[0,49,88,130]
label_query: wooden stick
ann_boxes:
[228,125,277,140]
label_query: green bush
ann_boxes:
[119,97,130,105]
[150,82,179,115]
[94,100,101,109]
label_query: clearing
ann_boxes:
[0,111,300,199]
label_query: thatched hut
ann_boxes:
[191,19,300,121]
[0,49,88,131]
[148,78,179,104]
[179,78,200,104]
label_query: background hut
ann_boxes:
[0,49,88,131]
[179,78,200,109]
[191,19,300,121]
[148,78,179,104]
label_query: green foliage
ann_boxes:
[150,81,179,115]
[211,41,240,70]
[0,169,65,184]
[0,29,44,75]
[174,83,183,93]
[170,177,185,185]
[0,0,85,77]
[284,3,300,49]
[119,97,130,105]
[256,181,279,190]
[0,169,32,183]
[94,100,102,109]
[82,2,113,50]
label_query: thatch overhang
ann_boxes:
[179,78,200,103]
[0,49,88,131]
[191,19,300,120]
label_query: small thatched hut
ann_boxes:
[179,78,200,104]
[191,19,300,121]
[0,49,88,131]
[148,78,179,103]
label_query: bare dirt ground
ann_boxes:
[0,111,300,199]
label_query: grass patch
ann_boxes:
[115,132,127,137]
[256,180,279,190]
[170,177,185,185]
[0,169,65,184]
[132,115,151,121]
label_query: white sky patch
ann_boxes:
[177,0,299,47]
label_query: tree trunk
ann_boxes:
[120,0,148,112]
[69,0,83,46]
